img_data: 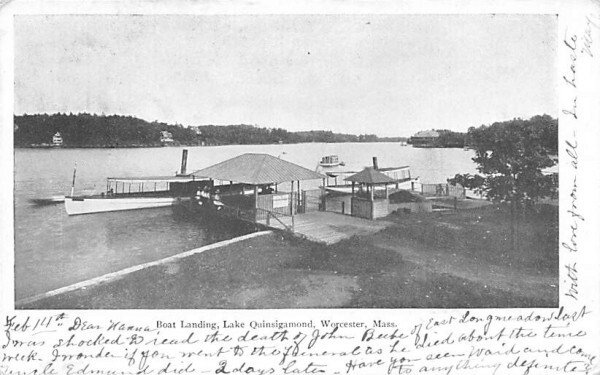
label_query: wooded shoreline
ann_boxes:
[14,113,409,148]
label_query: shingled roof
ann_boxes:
[344,167,396,184]
[192,153,325,184]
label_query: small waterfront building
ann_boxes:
[344,167,396,220]
[160,131,174,144]
[410,130,439,148]
[52,132,63,146]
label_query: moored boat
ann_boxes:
[64,175,205,215]
[319,157,420,192]
[64,195,183,215]
[324,177,420,194]
[64,150,208,215]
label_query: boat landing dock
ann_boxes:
[257,211,393,245]
[189,153,395,245]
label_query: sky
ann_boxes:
[14,14,557,137]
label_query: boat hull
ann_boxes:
[64,196,180,215]
[319,162,341,168]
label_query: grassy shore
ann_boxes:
[22,204,558,309]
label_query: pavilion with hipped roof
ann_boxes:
[192,153,326,224]
[344,167,396,220]
[187,153,397,243]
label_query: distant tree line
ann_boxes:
[408,116,557,149]
[14,113,408,148]
[14,113,198,148]
[462,114,558,155]
[437,130,468,148]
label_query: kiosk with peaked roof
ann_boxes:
[191,153,326,228]
[344,167,395,220]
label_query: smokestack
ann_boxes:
[180,149,188,175]
[372,157,379,170]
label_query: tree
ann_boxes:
[436,130,467,148]
[450,115,557,207]
[449,115,558,250]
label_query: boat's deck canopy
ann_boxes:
[106,175,201,184]
[344,167,396,184]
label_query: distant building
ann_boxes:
[188,126,206,145]
[410,130,439,148]
[52,132,63,146]
[190,126,202,136]
[160,131,174,144]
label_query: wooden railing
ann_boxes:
[218,203,254,222]
[421,183,466,198]
[216,202,295,232]
[256,207,295,232]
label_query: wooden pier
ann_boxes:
[257,211,392,245]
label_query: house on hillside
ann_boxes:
[410,130,439,148]
[190,126,202,136]
[52,132,63,146]
[160,131,174,144]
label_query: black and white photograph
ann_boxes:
[12,13,560,310]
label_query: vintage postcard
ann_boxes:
[1,0,599,374]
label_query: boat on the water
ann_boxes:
[319,155,345,167]
[64,149,210,215]
[324,177,420,194]
[64,195,183,215]
[64,175,206,215]
[317,157,420,193]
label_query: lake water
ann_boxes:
[14,143,477,300]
